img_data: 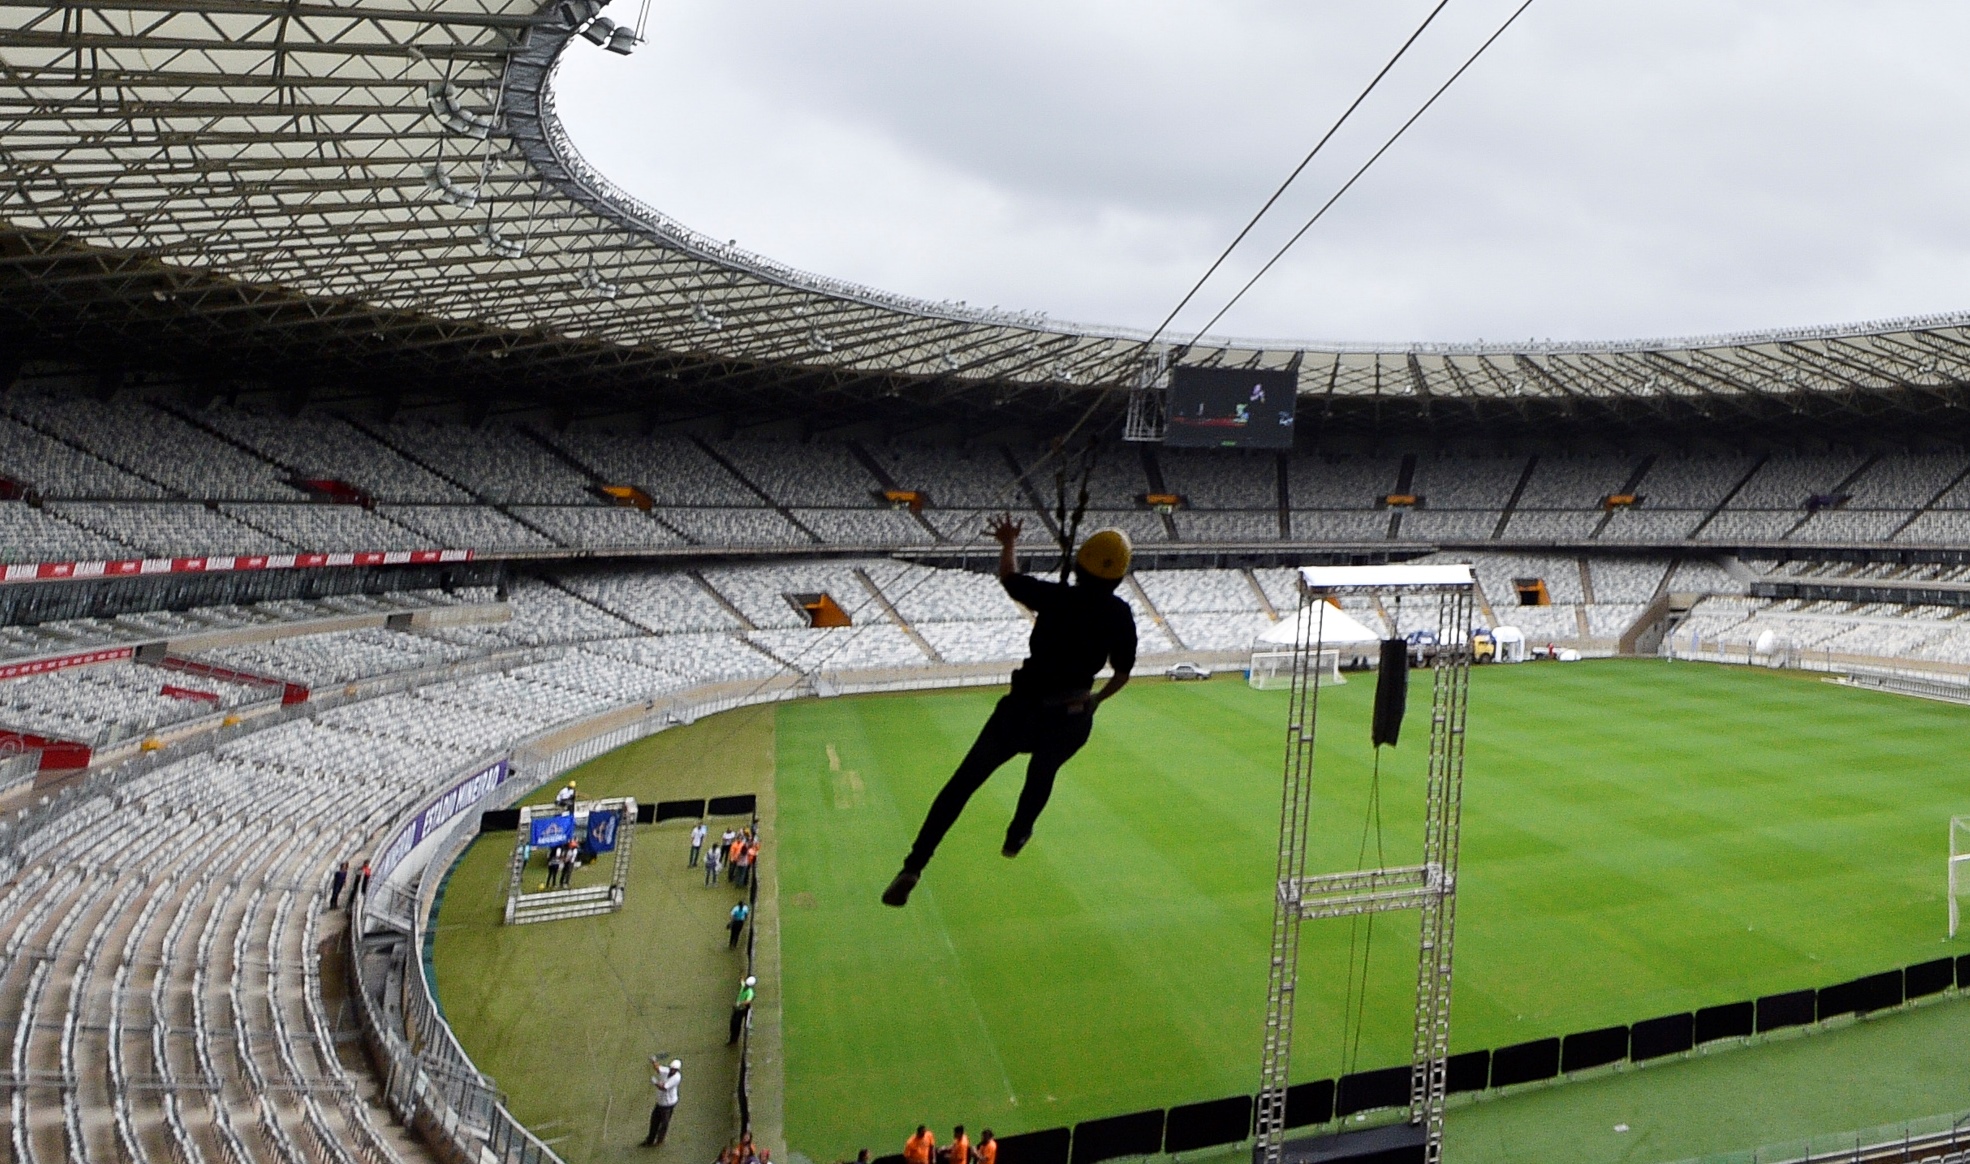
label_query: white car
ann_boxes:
[1166,662,1213,681]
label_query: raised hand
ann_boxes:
[985,512,1023,546]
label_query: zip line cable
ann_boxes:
[521,5,1538,780]
[1186,0,1537,343]
[1014,0,1523,476]
[667,1,1535,724]
[1142,0,1452,352]
[1017,1,1460,466]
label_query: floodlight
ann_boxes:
[581,16,616,44]
[606,26,639,54]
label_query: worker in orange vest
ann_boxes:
[943,1127,969,1164]
[974,1131,996,1164]
[904,1126,935,1164]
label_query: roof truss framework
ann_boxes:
[4,0,1970,438]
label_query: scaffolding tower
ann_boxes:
[1254,565,1475,1164]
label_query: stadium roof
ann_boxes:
[6,0,1970,435]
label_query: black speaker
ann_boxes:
[1372,639,1408,747]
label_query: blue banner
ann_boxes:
[529,813,575,849]
[585,810,620,854]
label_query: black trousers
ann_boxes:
[902,695,1094,875]
[727,920,745,949]
[728,1005,749,1045]
[646,1101,675,1144]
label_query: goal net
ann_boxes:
[1247,648,1342,690]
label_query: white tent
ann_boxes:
[1256,603,1382,647]
[1249,603,1383,690]
[1491,625,1527,663]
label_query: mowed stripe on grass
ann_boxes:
[775,661,1970,1160]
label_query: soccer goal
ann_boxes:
[1951,816,1970,938]
[1247,648,1342,690]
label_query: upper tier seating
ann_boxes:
[6,381,1970,560]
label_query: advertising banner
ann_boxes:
[372,758,513,883]
[585,810,621,854]
[529,813,576,849]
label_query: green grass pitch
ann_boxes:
[435,659,1970,1164]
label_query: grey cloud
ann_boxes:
[559,1,1970,342]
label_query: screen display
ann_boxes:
[1165,366,1297,448]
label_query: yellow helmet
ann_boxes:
[1075,528,1132,581]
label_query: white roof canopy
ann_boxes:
[1298,564,1475,592]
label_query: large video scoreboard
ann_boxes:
[1164,366,1297,449]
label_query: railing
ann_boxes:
[1660,1109,1970,1164]
[1662,636,1970,685]
[0,645,562,878]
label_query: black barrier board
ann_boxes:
[1560,1026,1628,1073]
[1629,1013,1694,1061]
[1693,1001,1754,1044]
[654,798,705,822]
[1905,958,1953,1000]
[1958,953,1970,989]
[1165,366,1297,449]
[996,1128,1070,1164]
[1164,1096,1252,1152]
[997,1128,1070,1164]
[635,804,656,824]
[707,793,757,817]
[478,808,520,832]
[1756,990,1816,1032]
[1445,1050,1489,1094]
[1335,1067,1410,1117]
[1284,1079,1335,1128]
[1072,1111,1164,1164]
[1818,970,1902,1019]
[875,1155,904,1164]
[1490,1038,1560,1086]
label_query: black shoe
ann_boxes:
[1002,831,1030,858]
[881,870,919,907]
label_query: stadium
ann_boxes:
[4,4,1970,1164]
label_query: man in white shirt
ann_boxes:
[689,822,708,867]
[644,1057,681,1146]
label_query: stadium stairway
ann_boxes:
[0,716,438,1164]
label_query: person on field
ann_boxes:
[883,515,1136,907]
[643,1057,681,1146]
[728,975,755,1045]
[975,1131,996,1164]
[703,844,722,887]
[556,781,578,812]
[690,821,708,867]
[727,901,750,949]
[904,1126,935,1164]
[544,846,563,892]
[744,837,760,884]
[943,1126,969,1164]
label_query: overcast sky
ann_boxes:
[554,1,1970,346]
